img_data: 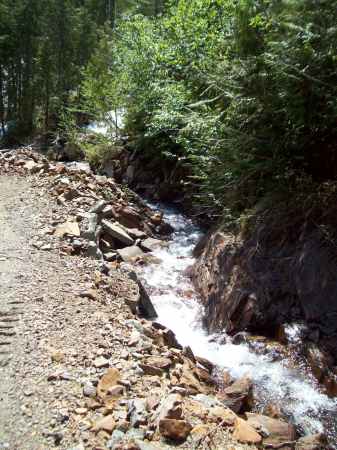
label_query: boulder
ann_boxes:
[117,245,146,262]
[233,418,262,445]
[117,206,141,229]
[102,220,134,246]
[246,413,296,447]
[121,265,157,319]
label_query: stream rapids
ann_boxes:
[136,201,337,447]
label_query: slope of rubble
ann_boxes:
[0,148,326,450]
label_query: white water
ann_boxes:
[138,202,337,444]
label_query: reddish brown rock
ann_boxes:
[159,419,192,441]
[295,434,328,450]
[97,368,121,401]
[223,375,253,413]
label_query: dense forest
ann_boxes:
[1,0,337,222]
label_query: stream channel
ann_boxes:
[136,201,337,447]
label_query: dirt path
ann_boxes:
[0,175,128,449]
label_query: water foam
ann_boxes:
[137,202,337,443]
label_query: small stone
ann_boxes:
[83,383,96,398]
[51,351,65,363]
[94,356,110,369]
[139,364,163,377]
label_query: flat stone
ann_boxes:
[94,356,110,369]
[54,220,80,238]
[140,238,164,252]
[139,364,163,377]
[146,356,172,370]
[102,220,134,246]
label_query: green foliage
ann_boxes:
[81,0,337,220]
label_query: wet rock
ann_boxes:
[295,434,328,450]
[117,246,146,262]
[127,228,147,240]
[159,419,192,441]
[102,220,134,246]
[222,375,253,413]
[233,418,262,445]
[140,238,164,252]
[246,413,296,447]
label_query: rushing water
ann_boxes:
[137,201,337,445]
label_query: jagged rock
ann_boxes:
[105,252,118,262]
[117,246,146,262]
[54,220,80,238]
[102,220,134,246]
[82,213,98,240]
[246,413,296,447]
[158,394,183,421]
[102,205,116,219]
[159,419,192,441]
[295,434,328,450]
[107,430,125,449]
[121,265,157,319]
[222,375,253,413]
[233,418,262,445]
[125,228,147,239]
[127,398,148,427]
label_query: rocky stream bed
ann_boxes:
[0,146,334,450]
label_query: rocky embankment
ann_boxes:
[192,203,337,399]
[0,147,328,450]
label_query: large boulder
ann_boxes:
[246,413,296,447]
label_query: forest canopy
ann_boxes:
[1,0,337,220]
